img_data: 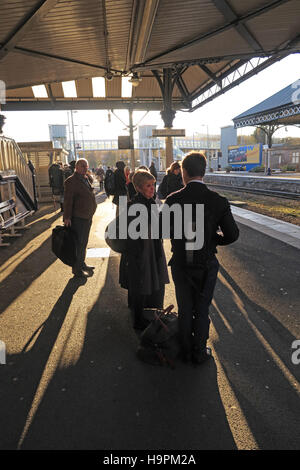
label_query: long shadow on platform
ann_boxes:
[0,234,58,315]
[16,256,237,450]
[0,207,62,265]
[212,264,300,450]
[0,277,87,449]
[0,194,108,315]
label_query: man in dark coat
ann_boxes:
[63,158,97,278]
[149,161,157,180]
[112,161,127,216]
[163,151,239,364]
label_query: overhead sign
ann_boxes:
[152,129,185,137]
[118,136,133,149]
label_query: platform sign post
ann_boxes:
[152,129,185,167]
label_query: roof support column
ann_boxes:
[153,68,176,167]
[128,108,136,170]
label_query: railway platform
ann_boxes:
[0,192,299,451]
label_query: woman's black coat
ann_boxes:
[119,192,162,292]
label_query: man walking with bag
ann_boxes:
[163,152,239,364]
[63,158,97,278]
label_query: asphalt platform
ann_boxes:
[0,190,299,451]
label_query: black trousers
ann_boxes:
[71,216,92,273]
[129,285,165,324]
[171,257,219,355]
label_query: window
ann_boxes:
[62,81,77,97]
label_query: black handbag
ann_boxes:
[137,305,180,368]
[105,217,128,254]
[51,225,77,266]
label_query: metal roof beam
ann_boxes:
[211,0,263,51]
[0,0,59,61]
[125,0,140,70]
[2,99,185,112]
[13,46,122,74]
[198,64,223,88]
[190,53,288,112]
[132,0,160,64]
[192,59,249,100]
[137,40,300,71]
[138,0,291,67]
[172,67,191,107]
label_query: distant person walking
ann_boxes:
[96,165,105,190]
[149,161,157,180]
[63,158,97,278]
[112,161,127,215]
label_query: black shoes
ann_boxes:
[192,347,213,365]
[73,270,88,278]
[180,347,213,365]
[83,265,95,275]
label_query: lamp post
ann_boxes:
[75,124,89,159]
[200,124,210,168]
[68,110,78,160]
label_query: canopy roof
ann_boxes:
[1,0,300,112]
[233,80,300,127]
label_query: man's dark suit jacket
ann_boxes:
[164,181,239,267]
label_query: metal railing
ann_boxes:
[65,138,220,151]
[0,136,35,203]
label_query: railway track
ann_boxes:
[205,183,300,200]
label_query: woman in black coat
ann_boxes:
[158,161,183,199]
[119,170,169,329]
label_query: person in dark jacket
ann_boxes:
[158,161,183,199]
[163,151,239,364]
[112,161,127,215]
[127,171,137,201]
[149,161,157,180]
[119,170,169,329]
[63,158,97,278]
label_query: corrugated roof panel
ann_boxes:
[207,60,240,75]
[76,78,93,98]
[182,66,210,94]
[246,0,300,50]
[106,0,133,70]
[1,0,299,110]
[20,0,107,66]
[0,0,39,42]
[132,77,161,98]
[106,77,122,98]
[2,51,97,89]
[50,83,64,98]
[146,0,225,60]
[221,0,272,17]
[6,86,34,98]
[149,28,252,65]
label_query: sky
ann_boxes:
[2,53,300,143]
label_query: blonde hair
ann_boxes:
[132,169,155,191]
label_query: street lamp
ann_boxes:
[67,110,78,160]
[75,124,90,158]
[200,124,209,148]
